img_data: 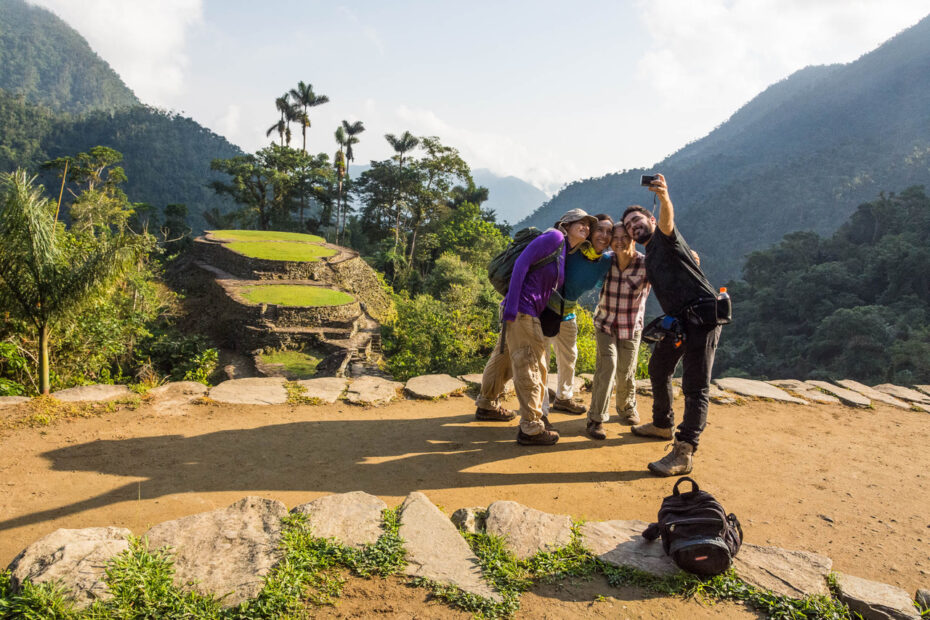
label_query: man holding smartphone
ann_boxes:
[621,174,722,476]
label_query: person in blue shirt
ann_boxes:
[546,213,615,414]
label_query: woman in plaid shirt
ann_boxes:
[586,223,651,440]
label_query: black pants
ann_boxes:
[648,322,721,450]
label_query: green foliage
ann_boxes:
[0,341,29,395]
[260,350,322,379]
[225,241,337,262]
[717,187,930,383]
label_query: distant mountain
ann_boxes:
[471,168,547,225]
[0,0,241,230]
[518,13,930,286]
[0,0,139,114]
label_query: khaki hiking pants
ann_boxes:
[545,316,578,401]
[587,328,641,423]
[476,313,548,436]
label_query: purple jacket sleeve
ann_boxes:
[502,229,565,322]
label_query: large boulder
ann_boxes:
[484,501,573,560]
[143,496,288,607]
[768,379,841,405]
[294,377,348,404]
[579,520,677,576]
[344,376,403,406]
[833,572,920,620]
[872,384,930,404]
[732,543,832,598]
[208,377,288,405]
[405,374,467,399]
[291,492,386,548]
[6,527,131,609]
[51,384,133,402]
[398,492,501,602]
[147,381,208,413]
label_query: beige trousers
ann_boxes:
[545,316,578,400]
[476,313,548,435]
[587,329,641,422]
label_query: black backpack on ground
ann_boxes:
[642,477,743,576]
[487,227,563,297]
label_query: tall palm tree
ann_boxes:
[289,81,330,153]
[265,95,293,146]
[339,120,365,241]
[0,171,138,394]
[384,131,420,252]
[334,127,348,244]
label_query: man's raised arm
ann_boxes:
[648,173,675,236]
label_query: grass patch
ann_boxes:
[284,382,322,405]
[225,241,336,262]
[0,395,142,432]
[208,229,326,244]
[263,350,324,380]
[240,285,354,307]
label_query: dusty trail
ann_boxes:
[1,391,928,615]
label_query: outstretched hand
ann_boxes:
[647,173,669,201]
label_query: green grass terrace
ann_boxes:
[240,285,355,307]
[207,230,326,243]
[224,241,338,262]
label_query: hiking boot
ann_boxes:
[541,415,554,431]
[648,440,694,476]
[631,422,674,440]
[475,406,515,422]
[586,420,607,440]
[619,410,641,425]
[517,428,560,446]
[551,397,586,415]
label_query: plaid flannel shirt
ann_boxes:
[594,252,650,339]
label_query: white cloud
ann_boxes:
[215,104,241,142]
[27,0,203,105]
[394,105,576,195]
[631,0,930,144]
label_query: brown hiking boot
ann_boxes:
[631,422,674,439]
[516,428,560,445]
[586,420,607,440]
[618,410,641,425]
[551,397,586,414]
[475,406,515,422]
[648,441,694,476]
[541,415,554,431]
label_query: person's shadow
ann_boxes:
[1,411,654,532]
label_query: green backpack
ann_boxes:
[487,227,564,297]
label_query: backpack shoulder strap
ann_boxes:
[673,476,700,496]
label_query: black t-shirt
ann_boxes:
[644,226,716,316]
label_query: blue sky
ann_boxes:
[28,1,930,194]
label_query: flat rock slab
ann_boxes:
[635,379,679,399]
[458,374,515,395]
[914,385,930,397]
[714,378,807,404]
[768,380,841,404]
[485,501,573,560]
[147,381,208,413]
[291,491,386,548]
[836,380,910,409]
[732,543,832,598]
[708,384,740,405]
[294,377,348,404]
[806,381,871,408]
[399,492,501,602]
[144,496,287,607]
[405,374,467,399]
[51,384,133,402]
[912,402,930,413]
[7,526,131,608]
[0,396,30,407]
[834,571,920,620]
[872,383,930,404]
[579,520,677,576]
[345,376,403,405]
[208,377,288,405]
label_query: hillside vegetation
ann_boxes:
[717,186,930,384]
[518,14,930,287]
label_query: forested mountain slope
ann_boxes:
[518,14,930,286]
[0,0,139,114]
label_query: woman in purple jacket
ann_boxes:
[475,209,596,445]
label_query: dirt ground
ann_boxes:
[1,389,928,617]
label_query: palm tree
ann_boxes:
[265,95,293,146]
[334,127,348,244]
[339,120,365,241]
[384,131,420,252]
[289,81,330,153]
[0,171,139,394]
